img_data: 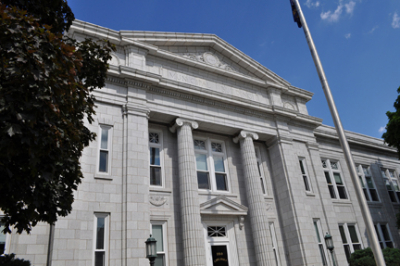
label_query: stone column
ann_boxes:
[233,130,271,266]
[170,118,206,266]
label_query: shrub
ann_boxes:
[0,254,31,266]
[349,247,400,266]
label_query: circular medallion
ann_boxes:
[203,52,219,66]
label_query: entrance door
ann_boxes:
[211,245,229,266]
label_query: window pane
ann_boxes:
[150,167,161,186]
[213,156,225,172]
[334,173,343,184]
[388,191,397,202]
[338,186,347,199]
[95,251,105,266]
[197,172,210,189]
[303,176,310,191]
[353,244,362,251]
[149,132,159,144]
[96,217,105,249]
[366,177,374,189]
[380,225,390,241]
[211,142,222,152]
[216,174,227,191]
[314,222,321,242]
[370,189,379,201]
[260,178,266,194]
[257,162,262,176]
[150,148,160,166]
[152,225,164,252]
[339,226,347,244]
[0,223,5,255]
[319,244,327,265]
[101,128,109,149]
[386,241,394,248]
[392,180,400,191]
[374,225,382,241]
[363,188,370,201]
[344,245,351,263]
[299,160,305,175]
[385,180,393,190]
[154,254,164,266]
[348,226,359,243]
[324,172,332,184]
[328,185,336,199]
[99,151,108,172]
[196,154,208,171]
[359,176,365,188]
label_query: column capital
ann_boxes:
[169,118,198,133]
[233,130,259,143]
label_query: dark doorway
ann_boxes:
[211,245,229,266]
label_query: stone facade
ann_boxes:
[1,20,400,266]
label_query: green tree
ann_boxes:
[349,247,400,266]
[382,86,400,159]
[0,1,114,233]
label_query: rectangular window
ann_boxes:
[98,125,112,174]
[269,223,281,266]
[93,213,109,266]
[149,131,163,187]
[299,158,311,192]
[313,219,328,266]
[0,221,8,255]
[255,147,267,194]
[322,159,348,199]
[339,223,363,262]
[151,222,167,266]
[194,138,229,192]
[381,169,400,203]
[357,165,379,202]
[375,223,394,249]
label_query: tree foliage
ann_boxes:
[349,247,400,266]
[0,253,31,266]
[382,86,400,159]
[0,2,114,233]
[0,254,31,266]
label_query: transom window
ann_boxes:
[322,159,348,199]
[381,169,400,203]
[149,131,163,187]
[207,226,226,237]
[194,138,229,192]
[356,165,379,202]
[339,223,362,262]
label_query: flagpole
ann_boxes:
[290,1,386,265]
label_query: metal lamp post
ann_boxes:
[145,235,157,266]
[324,232,336,266]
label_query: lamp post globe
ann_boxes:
[145,235,157,265]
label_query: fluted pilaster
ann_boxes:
[234,130,271,266]
[170,118,206,266]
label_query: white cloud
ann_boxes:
[379,127,386,134]
[368,25,379,34]
[345,33,351,39]
[345,1,356,15]
[392,12,400,29]
[320,1,357,22]
[305,0,320,8]
[321,4,343,22]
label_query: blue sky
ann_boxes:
[68,0,400,139]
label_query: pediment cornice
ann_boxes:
[200,196,248,216]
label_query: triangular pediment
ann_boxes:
[200,196,248,216]
[118,30,290,87]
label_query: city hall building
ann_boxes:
[1,20,400,266]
